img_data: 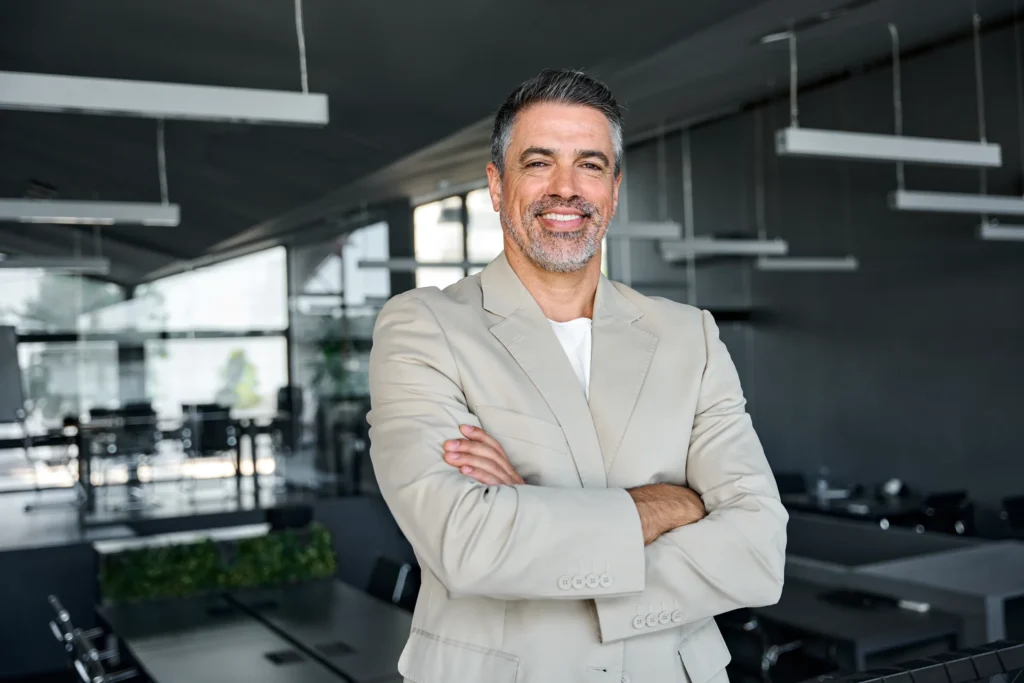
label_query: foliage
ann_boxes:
[99,524,336,604]
[216,349,261,409]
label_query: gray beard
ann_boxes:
[500,204,604,274]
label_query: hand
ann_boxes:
[628,483,707,545]
[443,425,525,486]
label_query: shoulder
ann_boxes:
[374,275,483,330]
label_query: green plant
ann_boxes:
[99,524,337,604]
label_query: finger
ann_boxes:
[444,452,513,485]
[460,425,508,456]
[445,439,521,483]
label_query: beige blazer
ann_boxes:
[367,253,788,683]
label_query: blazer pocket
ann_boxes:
[398,628,520,683]
[677,619,732,683]
[473,405,568,454]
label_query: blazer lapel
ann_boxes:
[588,277,658,473]
[482,254,608,489]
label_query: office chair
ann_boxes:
[47,595,137,683]
[87,405,160,512]
[366,556,420,612]
[1001,495,1024,535]
[919,490,975,536]
[180,403,238,500]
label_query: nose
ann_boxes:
[545,162,580,199]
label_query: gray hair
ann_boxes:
[491,68,624,177]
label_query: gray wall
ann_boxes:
[612,25,1024,506]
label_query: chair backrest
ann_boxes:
[1002,495,1024,530]
[182,403,235,455]
[367,556,420,611]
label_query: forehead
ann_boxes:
[510,102,614,154]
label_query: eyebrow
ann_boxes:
[518,147,611,167]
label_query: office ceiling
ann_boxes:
[0,0,1016,285]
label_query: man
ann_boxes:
[368,68,787,683]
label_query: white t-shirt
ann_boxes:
[547,318,593,400]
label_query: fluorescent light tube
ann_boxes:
[357,258,490,272]
[776,127,1001,168]
[0,70,329,126]
[0,256,110,274]
[890,190,1024,216]
[979,221,1024,241]
[660,237,788,262]
[756,256,859,271]
[0,199,180,226]
[605,221,682,240]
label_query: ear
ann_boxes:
[486,162,502,212]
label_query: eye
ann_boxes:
[526,161,548,168]
[580,162,603,171]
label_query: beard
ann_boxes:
[500,196,605,273]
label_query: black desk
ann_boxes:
[98,594,344,683]
[755,580,961,671]
[228,580,412,683]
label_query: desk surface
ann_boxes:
[99,595,344,683]
[858,540,1024,599]
[229,580,412,683]
[757,579,961,654]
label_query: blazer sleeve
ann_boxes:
[367,291,647,601]
[593,309,788,643]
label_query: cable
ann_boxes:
[295,0,310,94]
[889,24,905,190]
[157,119,169,205]
[788,30,799,127]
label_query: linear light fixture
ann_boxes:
[358,258,491,272]
[755,255,859,272]
[0,256,110,274]
[605,221,682,240]
[889,190,1024,216]
[775,127,1002,168]
[0,199,180,226]
[979,220,1024,241]
[659,237,788,263]
[0,71,329,126]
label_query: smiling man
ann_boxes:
[368,68,788,683]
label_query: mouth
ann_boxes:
[536,211,588,231]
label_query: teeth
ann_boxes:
[541,213,582,221]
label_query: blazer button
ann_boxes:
[572,575,586,590]
[632,615,646,630]
[671,609,684,623]
[658,611,672,625]
[585,574,600,588]
[599,573,613,588]
[558,576,572,590]
[645,613,659,627]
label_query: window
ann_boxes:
[414,196,465,289]
[133,247,288,332]
[466,188,504,266]
[0,271,125,333]
[145,337,288,418]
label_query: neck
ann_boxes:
[504,241,601,322]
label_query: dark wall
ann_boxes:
[612,25,1024,506]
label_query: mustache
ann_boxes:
[530,197,597,218]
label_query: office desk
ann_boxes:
[98,595,344,683]
[849,541,1024,643]
[228,580,412,683]
[756,580,960,671]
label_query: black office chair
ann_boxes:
[1001,495,1024,536]
[366,556,420,612]
[47,595,137,683]
[180,403,238,499]
[87,405,160,512]
[919,490,975,536]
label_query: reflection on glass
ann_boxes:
[466,188,504,265]
[415,196,464,264]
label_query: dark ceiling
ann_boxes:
[0,0,1017,285]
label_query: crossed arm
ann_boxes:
[367,292,787,642]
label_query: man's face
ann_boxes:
[486,102,620,273]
